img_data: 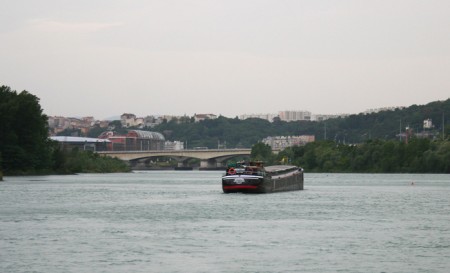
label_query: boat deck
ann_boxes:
[264,165,298,173]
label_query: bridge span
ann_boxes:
[97,149,252,169]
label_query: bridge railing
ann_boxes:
[97,148,252,154]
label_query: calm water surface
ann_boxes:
[1,171,449,273]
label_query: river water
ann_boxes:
[1,171,449,273]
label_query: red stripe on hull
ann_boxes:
[223,185,258,190]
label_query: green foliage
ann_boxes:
[53,147,130,174]
[278,139,450,173]
[0,85,130,175]
[56,128,83,137]
[87,124,106,138]
[0,85,53,173]
[251,142,274,164]
[154,116,313,149]
[151,99,450,149]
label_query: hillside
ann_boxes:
[152,99,450,148]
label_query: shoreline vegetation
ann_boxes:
[1,84,449,176]
[54,148,131,174]
[1,85,130,176]
[275,139,450,173]
[2,148,130,176]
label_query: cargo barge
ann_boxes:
[222,161,304,193]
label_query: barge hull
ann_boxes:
[222,165,303,194]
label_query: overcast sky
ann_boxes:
[1,0,449,119]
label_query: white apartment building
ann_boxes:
[165,141,185,150]
[278,110,311,122]
[239,113,278,122]
[262,135,315,149]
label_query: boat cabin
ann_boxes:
[226,161,265,176]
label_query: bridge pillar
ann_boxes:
[128,160,142,169]
[216,162,225,168]
[200,159,225,170]
[200,159,214,169]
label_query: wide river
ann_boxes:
[1,171,449,273]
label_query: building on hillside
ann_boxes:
[165,141,185,150]
[120,113,147,128]
[48,116,96,136]
[194,114,217,122]
[262,135,315,150]
[311,114,347,121]
[48,116,71,134]
[121,113,135,127]
[278,111,311,122]
[239,113,278,122]
[144,116,162,128]
[99,130,165,151]
[121,114,185,128]
[423,119,433,129]
[94,120,110,128]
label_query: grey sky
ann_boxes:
[1,0,449,119]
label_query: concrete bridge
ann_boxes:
[97,149,251,169]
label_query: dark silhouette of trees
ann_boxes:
[251,142,274,164]
[0,85,53,173]
[152,99,449,149]
[1,85,129,175]
[277,139,450,173]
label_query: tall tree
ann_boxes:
[0,85,52,173]
[251,142,274,164]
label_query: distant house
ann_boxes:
[120,113,137,127]
[423,119,433,129]
[194,114,217,122]
[48,116,96,136]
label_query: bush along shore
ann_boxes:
[51,148,131,174]
[276,139,450,173]
[2,147,130,176]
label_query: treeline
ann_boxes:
[0,85,129,175]
[275,139,450,173]
[53,148,130,174]
[152,99,450,148]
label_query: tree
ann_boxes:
[251,142,274,164]
[0,152,2,180]
[0,85,53,173]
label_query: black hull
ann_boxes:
[222,166,303,194]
